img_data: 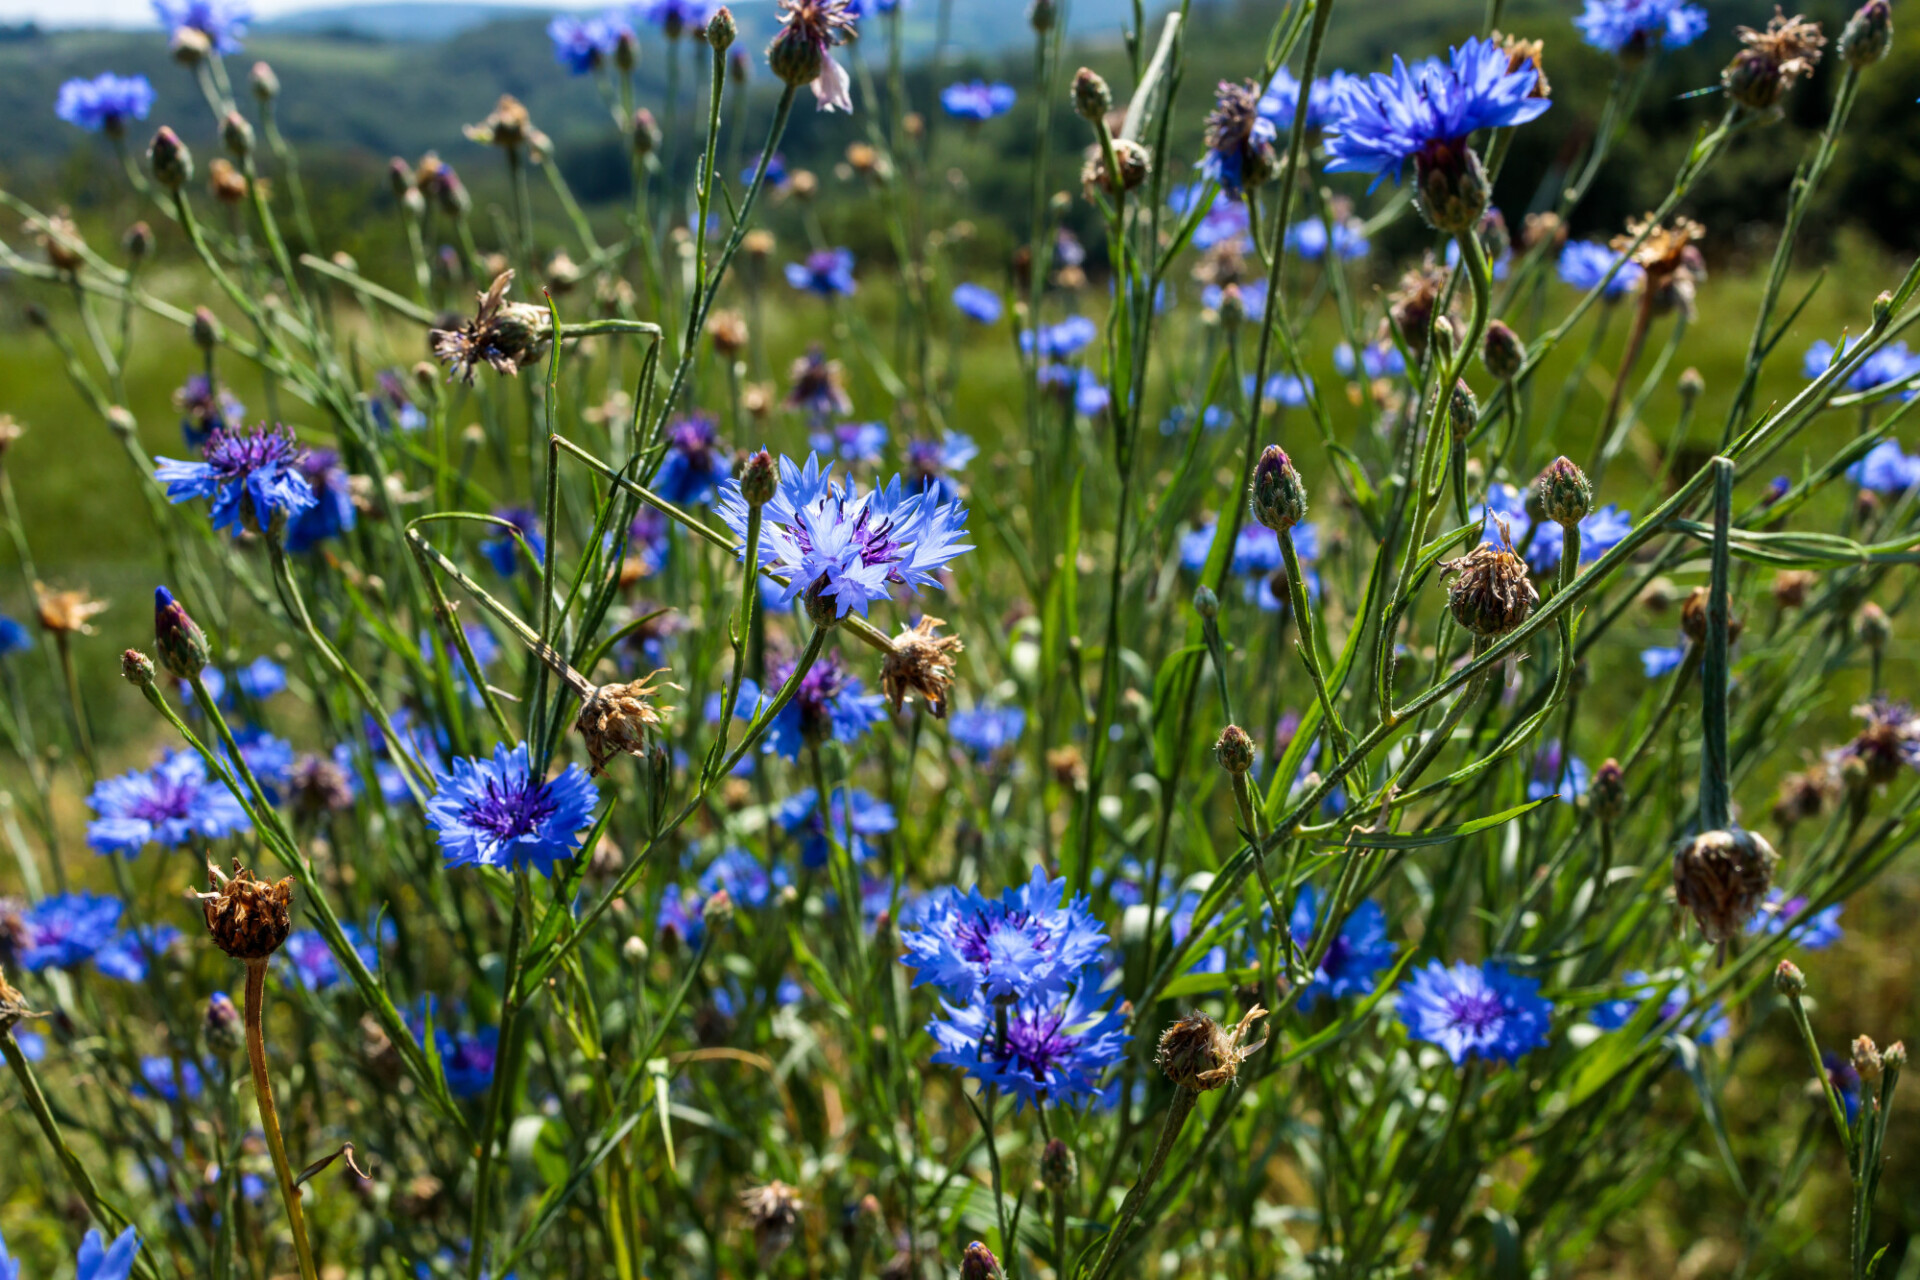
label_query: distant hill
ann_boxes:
[258,3,551,41]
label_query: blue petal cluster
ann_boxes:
[949,704,1026,763]
[714,453,972,619]
[940,81,1016,121]
[93,924,181,982]
[928,975,1129,1109]
[426,742,599,876]
[775,786,895,868]
[1557,240,1645,299]
[1805,336,1920,399]
[1324,38,1550,187]
[786,248,858,297]
[282,449,356,552]
[1290,886,1397,1010]
[1847,439,1920,493]
[55,73,155,133]
[1574,0,1709,56]
[654,413,731,505]
[1590,970,1728,1045]
[1527,740,1590,803]
[156,427,317,537]
[902,866,1109,1005]
[1398,959,1553,1064]
[1476,482,1632,575]
[18,893,124,971]
[548,10,632,73]
[87,749,252,855]
[154,0,250,53]
[1749,890,1844,949]
[951,282,1003,325]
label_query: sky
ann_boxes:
[0,0,580,25]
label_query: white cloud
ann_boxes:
[0,0,596,27]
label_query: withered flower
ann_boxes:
[1157,1005,1268,1091]
[38,215,86,273]
[1389,254,1455,358]
[35,582,108,636]
[198,860,294,960]
[1725,9,1826,110]
[1495,30,1551,99]
[1439,524,1537,640]
[879,616,964,717]
[1673,828,1777,945]
[1614,215,1706,319]
[707,308,750,356]
[575,671,677,774]
[431,271,553,383]
[1678,585,1744,646]
[462,94,551,157]
[740,1180,804,1266]
[0,966,43,1031]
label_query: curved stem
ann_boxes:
[245,958,321,1280]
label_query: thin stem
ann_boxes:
[245,958,321,1280]
[1085,1088,1198,1280]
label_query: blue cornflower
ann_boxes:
[1846,439,1920,493]
[1019,316,1098,359]
[1749,890,1844,950]
[0,1225,141,1280]
[904,431,978,500]
[482,507,545,577]
[640,0,709,37]
[1170,184,1252,252]
[785,346,854,418]
[714,453,972,619]
[154,0,250,54]
[775,785,895,868]
[1335,340,1408,380]
[1245,370,1314,408]
[928,974,1128,1109]
[224,727,296,803]
[1324,37,1550,190]
[426,742,599,876]
[742,153,790,190]
[1179,519,1321,610]
[155,426,316,537]
[548,12,629,73]
[1285,214,1370,261]
[623,506,672,578]
[1397,959,1552,1064]
[1590,970,1727,1044]
[1574,0,1709,57]
[654,413,730,505]
[698,847,790,909]
[656,883,706,948]
[1641,645,1687,678]
[902,866,1110,1005]
[1290,885,1396,1011]
[1527,740,1589,803]
[1202,280,1268,320]
[140,1054,205,1101]
[280,924,381,991]
[952,283,1003,324]
[56,73,155,134]
[1257,66,1356,133]
[1038,364,1111,418]
[87,749,251,855]
[1805,337,1920,399]
[1557,240,1644,300]
[720,650,887,759]
[941,80,1016,121]
[809,421,890,465]
[93,924,181,981]
[18,893,123,971]
[1475,483,1632,574]
[949,704,1026,763]
[1200,80,1279,195]
[1825,1051,1863,1124]
[235,656,288,701]
[0,616,31,655]
[173,374,244,449]
[786,248,857,297]
[440,1025,498,1098]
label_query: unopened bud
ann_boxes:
[222,110,253,158]
[204,990,244,1054]
[121,648,155,688]
[1839,0,1892,68]
[1535,456,1593,527]
[154,585,210,681]
[960,1241,1003,1280]
[1430,315,1456,366]
[192,306,218,350]
[1446,379,1478,440]
[1855,601,1890,652]
[706,6,736,52]
[1853,1034,1883,1082]
[1214,724,1255,775]
[1071,68,1112,122]
[703,888,734,926]
[1029,0,1057,31]
[1193,584,1219,621]
[1589,758,1625,823]
[1873,291,1894,329]
[1677,366,1705,404]
[123,221,153,260]
[1249,444,1308,533]
[622,934,649,964]
[249,61,280,101]
[740,449,778,507]
[1482,319,1524,381]
[149,126,193,191]
[632,109,661,158]
[1883,1041,1907,1071]
[1039,1138,1076,1191]
[1774,959,1806,997]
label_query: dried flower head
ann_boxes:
[575,671,677,774]
[1678,585,1744,646]
[1837,697,1920,787]
[1156,1004,1268,1091]
[1080,137,1152,199]
[1725,9,1826,109]
[208,156,249,204]
[880,615,965,717]
[1672,827,1777,945]
[0,965,43,1031]
[1772,569,1814,609]
[1772,767,1834,828]
[740,1180,804,1266]
[463,94,551,156]
[1495,30,1552,98]
[35,582,108,636]
[1615,215,1706,317]
[1389,254,1454,358]
[431,272,553,383]
[1440,523,1537,639]
[707,308,749,355]
[198,859,295,960]
[38,214,86,273]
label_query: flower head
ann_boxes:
[1806,337,1919,400]
[18,893,123,971]
[575,672,675,774]
[941,80,1016,121]
[155,0,250,54]
[698,847,790,910]
[879,614,964,716]
[199,860,293,960]
[767,0,857,112]
[775,786,895,868]
[949,704,1026,763]
[173,375,245,449]
[1589,970,1728,1043]
[1845,439,1920,494]
[87,749,251,855]
[1157,1004,1269,1090]
[1258,66,1354,133]
[786,247,857,296]
[1290,887,1396,1010]
[715,453,972,619]
[1324,37,1550,192]
[784,347,854,417]
[1527,740,1590,802]
[431,271,552,382]
[654,413,730,505]
[426,743,599,876]
[1285,213,1369,262]
[809,421,889,465]
[34,583,108,636]
[1557,240,1644,299]
[902,866,1109,1005]
[1835,697,1920,786]
[929,976,1128,1109]
[1019,315,1098,360]
[280,923,381,991]
[1673,827,1778,944]
[1725,9,1826,110]
[56,73,155,135]
[1440,521,1536,638]
[482,507,545,577]
[548,11,630,73]
[282,448,356,552]
[952,283,1003,325]
[1200,80,1278,194]
[1576,0,1707,56]
[1748,890,1843,949]
[643,0,710,37]
[1398,959,1552,1064]
[155,426,315,536]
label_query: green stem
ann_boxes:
[245,959,321,1280]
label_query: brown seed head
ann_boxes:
[879,615,965,718]
[1156,1004,1268,1092]
[1679,585,1744,646]
[1672,828,1777,945]
[431,271,554,384]
[35,582,108,636]
[0,966,42,1031]
[199,860,295,960]
[740,1180,804,1266]
[1439,523,1537,639]
[575,671,677,774]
